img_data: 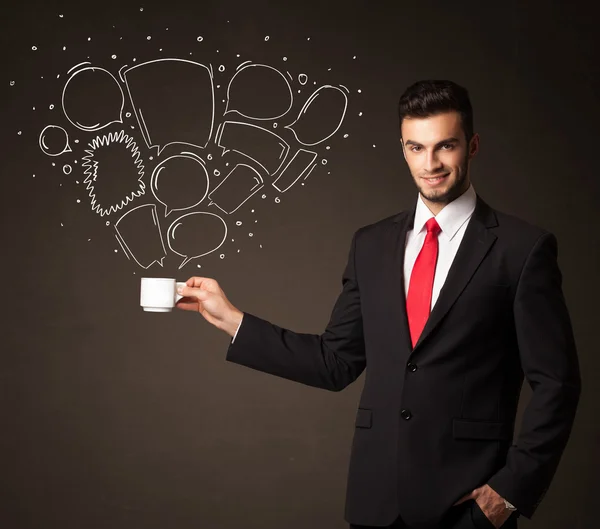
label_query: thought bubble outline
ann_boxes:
[224,63,293,120]
[284,85,349,146]
[207,163,264,214]
[62,66,124,131]
[150,152,209,217]
[121,58,215,155]
[167,211,228,269]
[39,125,72,156]
[81,129,145,217]
[114,204,167,268]
[215,120,290,175]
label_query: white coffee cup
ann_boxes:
[140,277,186,312]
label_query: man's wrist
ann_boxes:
[222,308,243,337]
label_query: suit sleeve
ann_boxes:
[487,232,582,518]
[224,230,366,392]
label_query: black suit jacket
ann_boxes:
[226,194,581,528]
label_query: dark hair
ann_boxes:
[398,80,473,143]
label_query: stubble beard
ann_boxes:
[416,155,469,205]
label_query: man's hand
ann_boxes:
[453,484,513,528]
[176,276,243,337]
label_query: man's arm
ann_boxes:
[224,230,366,392]
[487,232,582,518]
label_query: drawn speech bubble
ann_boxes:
[150,153,209,216]
[122,59,214,155]
[114,204,167,269]
[285,85,348,146]
[62,66,124,131]
[167,212,228,269]
[225,63,293,120]
[39,125,72,156]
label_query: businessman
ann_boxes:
[176,80,581,529]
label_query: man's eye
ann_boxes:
[441,144,453,150]
[410,146,421,152]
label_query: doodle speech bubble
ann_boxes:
[151,153,209,216]
[122,59,214,155]
[39,125,72,156]
[114,204,167,269]
[208,164,264,214]
[285,85,348,146]
[62,66,124,131]
[167,212,227,269]
[225,63,293,120]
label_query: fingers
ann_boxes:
[176,300,200,311]
[185,276,214,288]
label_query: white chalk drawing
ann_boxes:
[272,149,317,193]
[62,65,124,131]
[285,85,349,146]
[167,212,228,269]
[216,121,289,175]
[114,204,167,268]
[150,152,209,216]
[225,63,293,120]
[302,163,318,181]
[39,125,71,156]
[208,164,264,214]
[298,73,308,85]
[81,130,145,217]
[121,58,215,155]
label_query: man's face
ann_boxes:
[401,111,478,209]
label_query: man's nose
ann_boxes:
[423,151,443,173]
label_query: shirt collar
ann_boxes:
[413,183,477,241]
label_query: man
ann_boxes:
[176,80,581,529]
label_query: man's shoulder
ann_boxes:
[489,203,552,242]
[354,211,406,239]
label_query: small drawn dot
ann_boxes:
[261,194,266,199]
[283,57,288,61]
[197,264,201,268]
[218,65,225,72]
[220,254,225,259]
[76,199,81,203]
[358,89,362,93]
[133,58,137,62]
[353,55,357,59]
[359,112,363,116]
[213,169,220,177]
[236,54,240,57]
[265,36,270,41]
[126,112,131,117]
[373,144,376,148]
[33,174,35,178]
[63,46,66,50]
[111,54,117,59]
[273,123,278,128]
[326,146,331,150]
[197,36,203,42]
[249,233,253,237]
[74,139,79,143]
[49,104,54,110]
[297,90,301,93]
[52,162,56,167]
[59,14,63,18]
[114,249,118,253]
[140,7,144,11]
[236,221,242,226]
[32,106,35,110]
[63,164,72,175]
[17,131,22,135]
[322,159,328,165]
[87,37,91,41]
[149,156,153,160]
[147,35,151,40]
[31,46,37,51]
[159,48,162,52]
[9,81,15,86]
[343,134,349,138]
[106,221,110,226]
[327,67,332,71]
[307,37,311,41]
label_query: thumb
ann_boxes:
[178,284,210,301]
[453,491,475,506]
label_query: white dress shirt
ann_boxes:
[404,183,477,307]
[232,184,477,342]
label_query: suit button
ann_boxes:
[400,409,412,420]
[407,362,418,372]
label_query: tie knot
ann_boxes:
[425,217,441,236]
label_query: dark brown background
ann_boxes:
[1,1,598,528]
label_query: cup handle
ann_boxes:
[175,282,186,302]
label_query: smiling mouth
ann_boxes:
[422,173,449,183]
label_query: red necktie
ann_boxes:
[406,217,441,347]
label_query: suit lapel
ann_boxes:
[389,194,499,356]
